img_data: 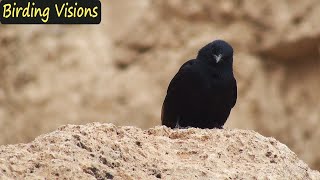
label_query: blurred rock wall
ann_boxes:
[0,0,319,169]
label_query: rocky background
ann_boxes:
[0,0,319,170]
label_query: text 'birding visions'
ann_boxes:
[0,0,101,24]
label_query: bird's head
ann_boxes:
[197,40,234,66]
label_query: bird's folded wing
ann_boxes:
[166,60,201,94]
[162,60,202,127]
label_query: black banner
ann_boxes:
[0,0,101,24]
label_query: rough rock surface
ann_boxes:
[0,0,320,170]
[0,123,319,179]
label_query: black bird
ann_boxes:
[161,40,237,129]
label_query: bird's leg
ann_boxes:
[174,123,182,129]
[174,117,193,129]
[174,116,182,129]
[175,126,192,129]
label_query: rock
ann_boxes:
[0,123,319,179]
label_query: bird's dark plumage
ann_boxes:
[161,40,237,129]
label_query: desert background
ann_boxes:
[0,0,320,171]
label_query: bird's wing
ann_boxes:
[166,59,197,93]
[162,59,204,127]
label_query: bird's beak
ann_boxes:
[214,54,223,63]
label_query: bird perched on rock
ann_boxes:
[161,40,237,129]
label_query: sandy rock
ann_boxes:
[0,123,319,179]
